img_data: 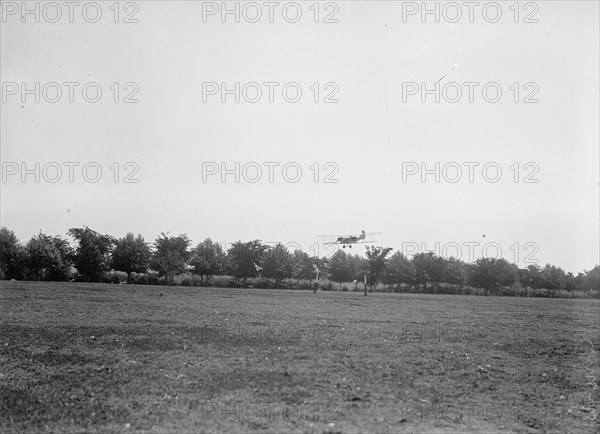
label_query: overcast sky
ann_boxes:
[1,1,598,273]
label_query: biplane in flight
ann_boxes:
[318,230,381,248]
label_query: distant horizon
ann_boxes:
[3,224,598,275]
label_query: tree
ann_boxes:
[312,256,330,292]
[25,232,73,281]
[519,264,543,294]
[385,251,415,290]
[189,238,225,286]
[0,227,27,280]
[68,227,114,282]
[443,257,468,288]
[112,233,151,283]
[262,243,294,287]
[470,258,495,295]
[292,250,314,285]
[564,272,583,299]
[365,246,393,294]
[313,256,329,280]
[329,249,352,290]
[412,252,445,291]
[226,240,268,285]
[348,254,369,291]
[152,232,191,285]
[584,265,600,295]
[541,264,566,297]
[502,262,521,286]
[470,257,518,296]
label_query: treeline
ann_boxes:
[0,226,598,298]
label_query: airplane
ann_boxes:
[318,230,381,248]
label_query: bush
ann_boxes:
[130,272,149,285]
[172,273,202,287]
[254,278,273,289]
[297,280,313,290]
[463,286,475,295]
[100,270,127,284]
[211,275,236,288]
[392,284,404,293]
[379,284,392,293]
[530,288,551,298]
[281,278,297,289]
[129,271,161,285]
[501,282,524,297]
[319,281,334,291]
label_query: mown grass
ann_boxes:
[0,281,598,433]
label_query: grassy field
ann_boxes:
[1,281,598,433]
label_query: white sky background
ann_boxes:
[1,1,598,273]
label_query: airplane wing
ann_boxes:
[318,235,340,244]
[318,232,382,244]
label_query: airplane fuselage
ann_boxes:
[336,232,366,245]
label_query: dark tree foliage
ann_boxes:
[519,264,544,290]
[262,243,294,287]
[443,257,468,287]
[153,232,191,285]
[292,250,314,283]
[329,249,352,290]
[0,227,27,280]
[470,257,519,296]
[584,265,599,291]
[26,233,73,281]
[112,233,151,283]
[190,238,226,285]
[226,240,268,284]
[385,251,415,288]
[2,225,598,298]
[541,264,566,296]
[412,252,445,288]
[365,246,393,292]
[68,227,114,282]
[348,254,369,290]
